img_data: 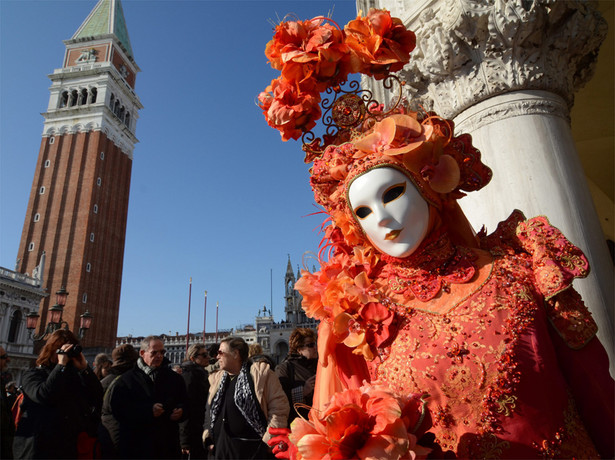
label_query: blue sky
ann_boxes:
[0,0,359,337]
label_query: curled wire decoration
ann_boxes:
[302,75,405,161]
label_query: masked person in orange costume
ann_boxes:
[259,9,614,460]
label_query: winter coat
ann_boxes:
[179,361,209,457]
[275,354,317,424]
[109,362,188,459]
[206,361,288,443]
[98,363,135,458]
[13,364,103,459]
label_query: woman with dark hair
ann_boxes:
[93,353,111,380]
[275,328,317,424]
[13,329,103,459]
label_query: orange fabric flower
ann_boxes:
[289,384,431,460]
[345,9,416,80]
[353,115,433,159]
[259,78,322,141]
[329,210,364,247]
[266,18,354,92]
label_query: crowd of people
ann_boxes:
[0,328,317,459]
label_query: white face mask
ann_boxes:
[348,167,430,258]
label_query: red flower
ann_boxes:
[289,384,431,460]
[361,302,398,348]
[259,78,322,141]
[345,9,416,80]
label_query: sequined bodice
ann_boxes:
[375,252,599,458]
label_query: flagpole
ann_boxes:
[186,277,192,357]
[203,291,208,345]
[215,301,219,343]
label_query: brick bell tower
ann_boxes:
[16,0,141,351]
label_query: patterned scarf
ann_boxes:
[137,357,158,381]
[210,361,267,437]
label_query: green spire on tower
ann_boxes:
[72,0,134,60]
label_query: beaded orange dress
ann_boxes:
[305,211,614,459]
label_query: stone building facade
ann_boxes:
[0,256,47,383]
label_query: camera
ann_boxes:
[56,345,83,358]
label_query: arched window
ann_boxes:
[109,93,115,108]
[79,88,88,105]
[125,112,131,128]
[114,100,120,116]
[90,87,98,104]
[70,89,78,107]
[60,91,69,108]
[8,310,22,343]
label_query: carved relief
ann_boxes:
[76,48,97,63]
[394,0,607,119]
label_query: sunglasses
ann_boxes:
[0,354,7,360]
[148,349,166,356]
[302,342,316,349]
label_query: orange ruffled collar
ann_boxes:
[378,228,477,302]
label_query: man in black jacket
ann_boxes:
[99,343,139,458]
[180,344,210,459]
[110,336,188,459]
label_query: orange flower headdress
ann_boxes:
[259,9,493,362]
[259,9,492,249]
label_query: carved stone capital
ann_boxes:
[396,0,607,119]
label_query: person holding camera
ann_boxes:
[13,329,103,459]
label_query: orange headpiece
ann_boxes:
[258,10,492,249]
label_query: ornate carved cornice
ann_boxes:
[397,0,607,119]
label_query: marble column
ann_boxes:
[360,0,613,368]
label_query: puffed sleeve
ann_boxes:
[483,212,613,458]
[515,215,590,299]
[481,211,596,348]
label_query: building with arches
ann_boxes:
[0,255,47,383]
